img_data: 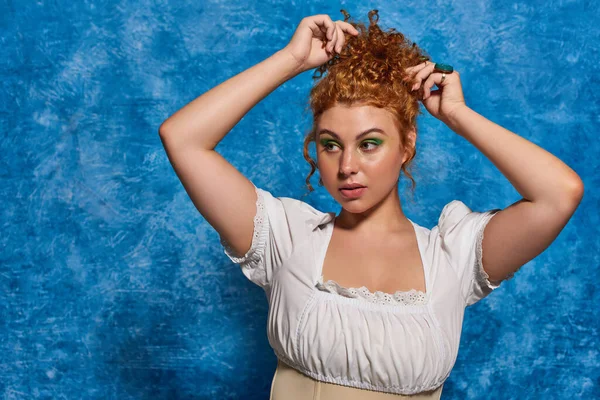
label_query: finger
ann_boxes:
[338,20,359,35]
[424,89,442,102]
[327,24,338,53]
[404,60,427,74]
[402,60,429,81]
[422,73,437,100]
[422,73,447,100]
[412,61,434,80]
[411,61,437,91]
[334,23,345,53]
[316,14,335,40]
[308,18,330,41]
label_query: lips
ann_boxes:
[339,186,367,199]
[339,184,366,190]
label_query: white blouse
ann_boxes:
[219,185,516,395]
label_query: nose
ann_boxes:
[339,149,359,177]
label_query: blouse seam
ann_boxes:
[465,209,500,307]
[439,204,500,308]
[273,349,445,395]
[293,292,318,366]
[437,200,466,305]
[427,302,450,379]
[221,186,312,289]
[272,231,314,291]
[438,233,465,307]
[219,185,270,287]
[270,196,331,288]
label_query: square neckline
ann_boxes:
[315,215,429,297]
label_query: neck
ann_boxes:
[335,186,412,235]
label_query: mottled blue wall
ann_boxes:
[2,0,598,399]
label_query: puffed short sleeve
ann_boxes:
[438,200,512,307]
[218,185,305,290]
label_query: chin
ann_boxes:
[341,203,368,212]
[335,193,369,208]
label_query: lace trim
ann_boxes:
[219,185,268,266]
[316,275,428,306]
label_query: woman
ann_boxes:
[159,10,583,399]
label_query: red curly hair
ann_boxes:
[301,9,429,199]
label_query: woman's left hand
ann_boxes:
[403,61,467,124]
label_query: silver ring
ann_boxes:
[441,72,446,83]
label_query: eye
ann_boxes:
[323,141,338,151]
[320,139,382,153]
[361,140,380,151]
[320,139,340,152]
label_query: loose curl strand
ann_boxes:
[301,9,429,201]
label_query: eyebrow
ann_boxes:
[317,128,388,141]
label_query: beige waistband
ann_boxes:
[270,359,443,400]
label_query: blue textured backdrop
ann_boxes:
[2,0,598,399]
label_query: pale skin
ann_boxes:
[159,14,584,290]
[316,105,414,235]
[399,59,583,283]
[313,17,585,285]
[316,105,423,293]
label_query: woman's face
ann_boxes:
[316,104,412,213]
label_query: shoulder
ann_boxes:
[438,200,472,228]
[435,200,478,241]
[257,188,335,230]
[437,199,499,241]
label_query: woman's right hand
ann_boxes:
[282,14,359,74]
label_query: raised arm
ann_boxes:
[404,60,584,285]
[158,49,301,258]
[158,15,358,258]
